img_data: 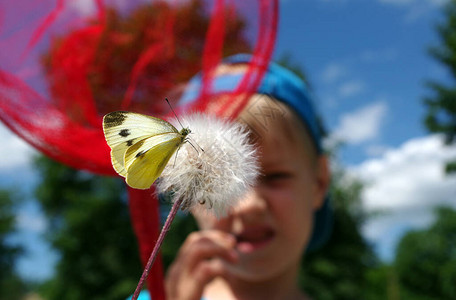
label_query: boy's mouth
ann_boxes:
[235,226,275,253]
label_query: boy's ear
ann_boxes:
[313,155,330,210]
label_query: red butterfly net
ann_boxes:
[0,0,277,298]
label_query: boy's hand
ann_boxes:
[165,230,239,300]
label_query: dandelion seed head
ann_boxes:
[157,113,259,218]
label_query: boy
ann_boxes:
[165,55,332,300]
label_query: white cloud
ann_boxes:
[330,101,388,145]
[353,134,456,211]
[361,207,436,261]
[378,0,414,5]
[317,0,349,3]
[378,0,447,6]
[316,0,447,22]
[377,0,449,22]
[0,123,37,171]
[320,63,348,84]
[317,0,447,6]
[360,48,398,63]
[16,211,48,233]
[351,134,456,260]
[338,80,365,98]
[365,144,390,157]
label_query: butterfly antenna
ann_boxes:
[173,140,199,168]
[188,136,204,153]
[187,139,201,155]
[165,98,185,129]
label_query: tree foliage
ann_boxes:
[298,167,379,300]
[425,0,456,174]
[34,156,142,300]
[0,189,26,300]
[394,206,456,300]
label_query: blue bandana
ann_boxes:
[179,54,333,251]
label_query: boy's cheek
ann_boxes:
[262,186,296,205]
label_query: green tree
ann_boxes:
[35,156,143,300]
[0,189,26,300]
[298,166,379,300]
[395,206,456,299]
[364,264,401,300]
[425,0,456,174]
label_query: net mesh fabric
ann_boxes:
[0,0,277,298]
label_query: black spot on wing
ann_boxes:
[134,139,147,158]
[119,129,130,137]
[126,139,134,146]
[104,111,128,128]
[136,150,147,158]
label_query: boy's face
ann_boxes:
[192,96,329,282]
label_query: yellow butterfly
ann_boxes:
[102,111,190,189]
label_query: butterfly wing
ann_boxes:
[103,111,178,176]
[123,133,184,189]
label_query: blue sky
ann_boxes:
[273,0,456,261]
[1,0,456,281]
[277,0,445,162]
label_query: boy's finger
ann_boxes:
[187,234,236,263]
[183,230,236,250]
[178,231,238,267]
[166,231,239,300]
[167,259,229,300]
[192,258,232,285]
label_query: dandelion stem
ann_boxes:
[131,197,183,300]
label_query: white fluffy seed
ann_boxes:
[156,113,259,218]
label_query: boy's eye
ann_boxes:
[262,172,291,183]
